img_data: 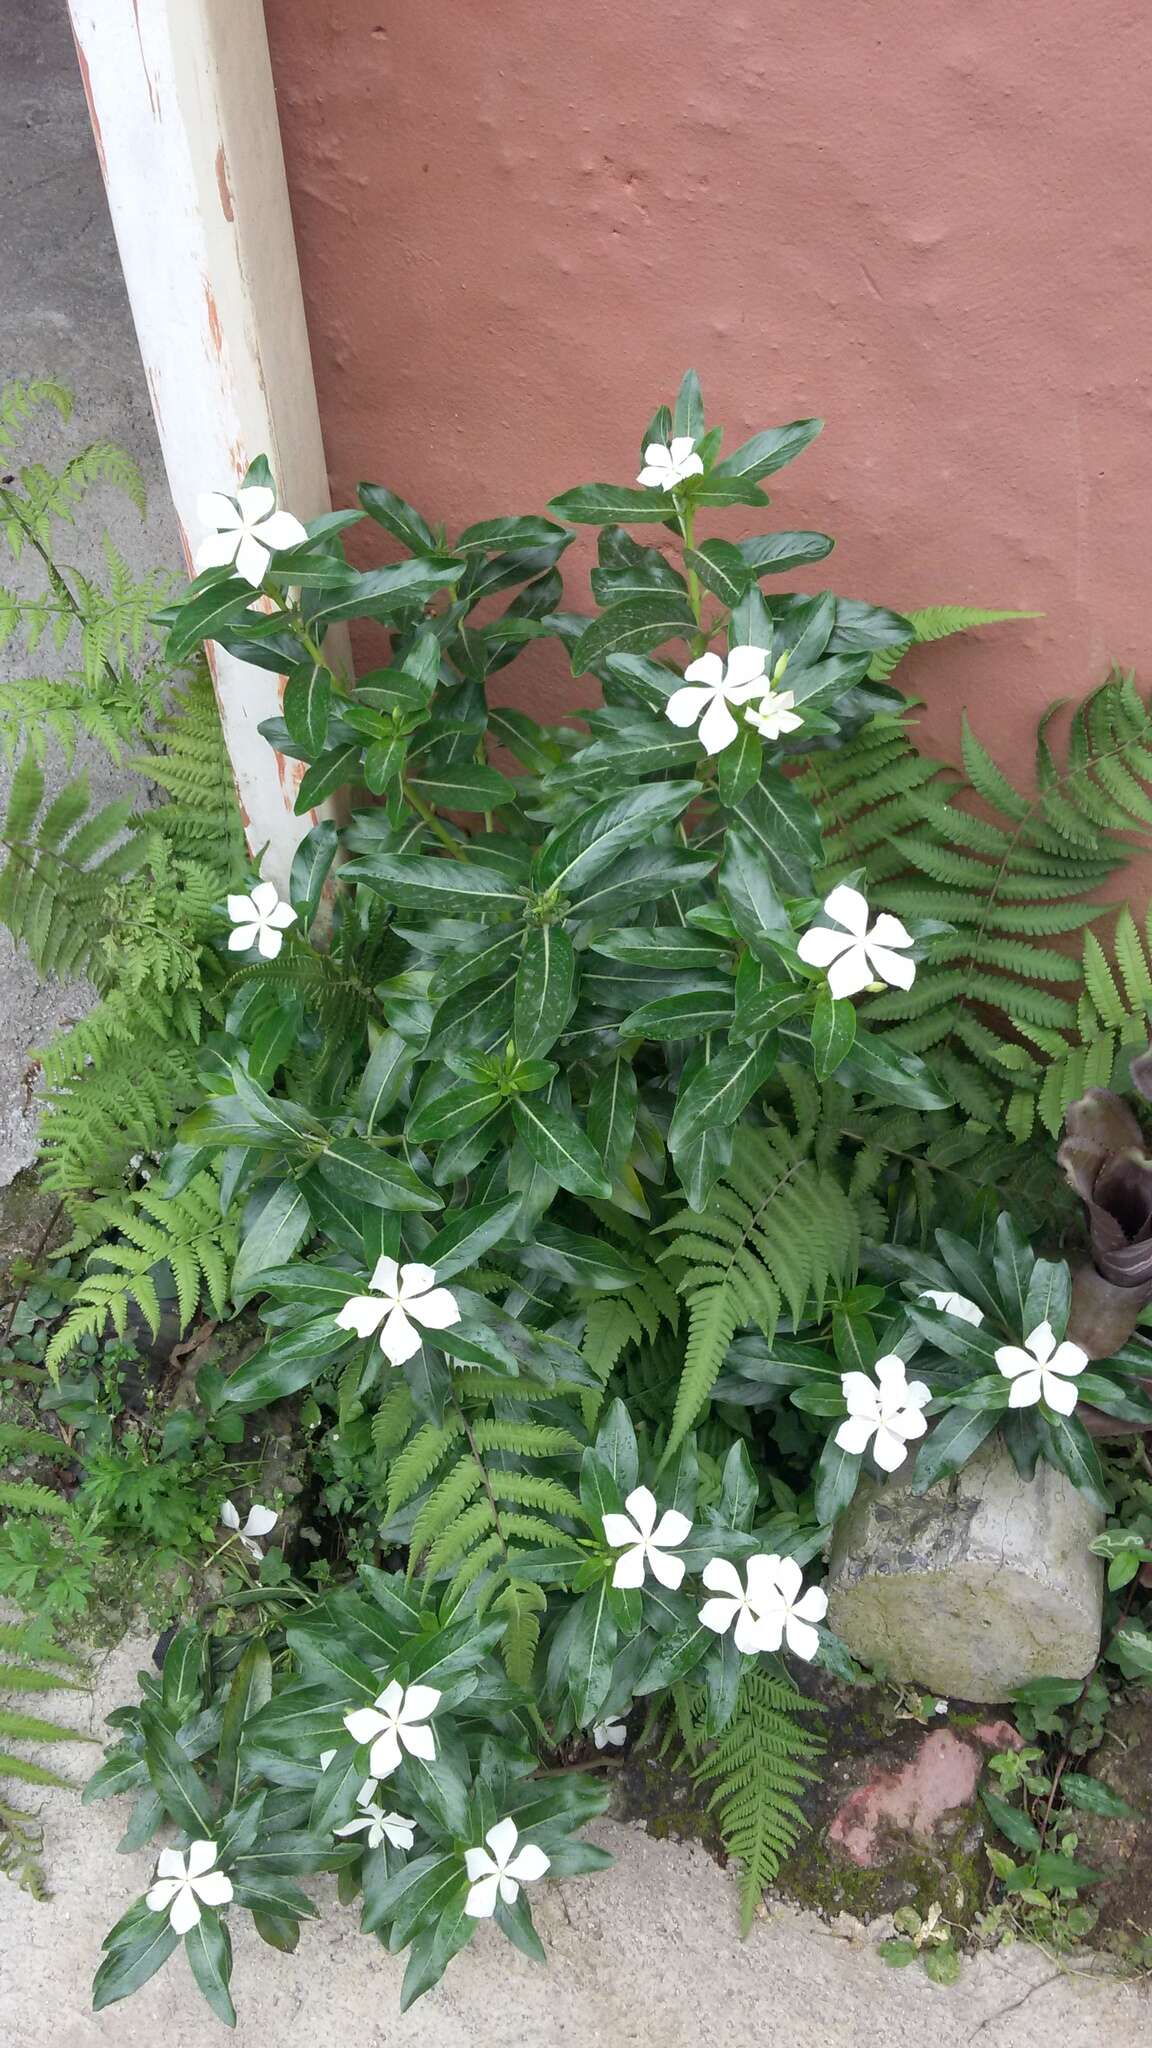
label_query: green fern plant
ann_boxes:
[0,381,171,762]
[866,604,1038,683]
[659,1123,859,1455]
[803,672,1152,1135]
[0,1609,87,1900]
[384,1399,584,1665]
[44,1172,237,1375]
[685,1666,825,1933]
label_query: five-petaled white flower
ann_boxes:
[665,645,770,756]
[920,1289,984,1328]
[343,1680,441,1779]
[742,1555,828,1662]
[220,1499,278,1559]
[797,884,916,1001]
[227,881,297,960]
[835,1356,932,1473]
[636,437,704,491]
[994,1320,1088,1415]
[464,1817,550,1919]
[699,1554,804,1655]
[195,485,308,587]
[334,1795,416,1852]
[146,1839,233,1935]
[592,1717,627,1750]
[336,1257,460,1366]
[745,688,805,743]
[602,1485,692,1591]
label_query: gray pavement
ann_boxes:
[1,1631,1147,2048]
[0,0,178,1183]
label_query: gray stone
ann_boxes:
[827,1435,1104,1702]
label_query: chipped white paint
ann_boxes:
[66,0,343,886]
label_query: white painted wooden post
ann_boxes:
[66,0,343,888]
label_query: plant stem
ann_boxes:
[402,779,468,858]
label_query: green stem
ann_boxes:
[677,498,709,660]
[402,778,468,858]
[0,483,126,697]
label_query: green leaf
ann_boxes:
[729,773,822,895]
[567,1582,617,1722]
[811,986,856,1079]
[620,988,735,1041]
[185,1911,236,2028]
[219,1314,350,1408]
[456,514,569,552]
[309,559,462,626]
[218,1640,273,1805]
[407,763,518,812]
[511,1097,611,1198]
[357,1029,417,1134]
[515,925,576,1058]
[357,482,437,553]
[668,1037,778,1150]
[993,1212,1036,1331]
[718,825,793,956]
[717,724,763,809]
[1059,1773,1133,1818]
[548,483,674,526]
[570,595,696,675]
[587,1058,638,1183]
[92,1918,180,2010]
[1041,1411,1111,1512]
[713,419,823,484]
[407,1083,505,1143]
[282,662,331,756]
[672,369,705,440]
[318,1135,442,1212]
[981,1788,1041,1852]
[290,819,340,925]
[142,1717,215,1835]
[735,531,835,575]
[294,742,362,814]
[1107,1625,1152,1680]
[910,1407,999,1493]
[422,1197,522,1282]
[683,539,753,606]
[1023,1258,1071,1342]
[534,782,697,897]
[813,1431,862,1525]
[341,853,526,916]
[166,578,258,662]
[231,1182,312,1299]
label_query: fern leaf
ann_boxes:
[690,1666,825,1934]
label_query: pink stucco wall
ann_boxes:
[265,0,1152,759]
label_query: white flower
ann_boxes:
[920,1289,984,1328]
[745,688,805,743]
[740,1554,828,1662]
[220,1499,278,1559]
[195,484,308,587]
[994,1320,1088,1416]
[934,1699,949,1715]
[343,1679,441,1778]
[334,1795,415,1851]
[636,437,704,491]
[834,1356,932,1474]
[699,1554,797,1654]
[592,1718,627,1750]
[146,1839,233,1936]
[665,645,769,755]
[335,1257,460,1366]
[797,884,916,1001]
[226,881,297,960]
[601,1484,692,1591]
[464,1817,550,1919]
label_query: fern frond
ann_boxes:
[691,1667,824,1934]
[44,1172,237,1374]
[867,605,1035,683]
[661,1125,857,1455]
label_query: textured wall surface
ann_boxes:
[265,0,1152,756]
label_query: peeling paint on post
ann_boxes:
[66,0,344,888]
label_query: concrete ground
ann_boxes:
[0,0,178,1184]
[0,1634,1146,2048]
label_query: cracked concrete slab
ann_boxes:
[0,1632,1147,2048]
[0,0,179,1184]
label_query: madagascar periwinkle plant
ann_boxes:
[82,374,1152,2022]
